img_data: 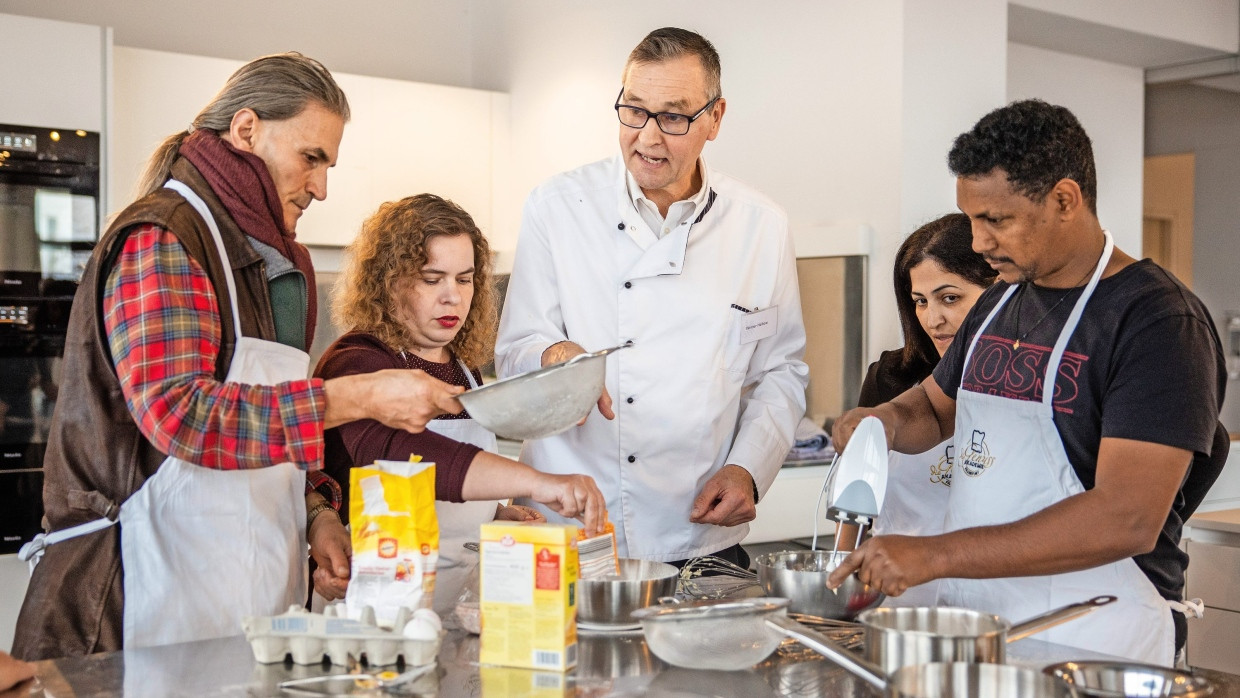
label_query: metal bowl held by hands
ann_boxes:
[755,549,884,619]
[578,559,679,629]
[1044,661,1215,698]
[456,345,627,440]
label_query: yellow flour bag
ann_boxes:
[346,459,439,627]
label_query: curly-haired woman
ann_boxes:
[315,194,605,614]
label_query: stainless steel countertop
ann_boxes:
[25,628,1240,697]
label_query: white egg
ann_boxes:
[413,608,442,632]
[402,617,438,641]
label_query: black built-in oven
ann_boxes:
[0,123,100,553]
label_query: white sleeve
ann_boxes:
[725,225,810,498]
[494,195,567,379]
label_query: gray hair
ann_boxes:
[624,27,722,100]
[133,52,350,200]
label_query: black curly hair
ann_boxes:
[948,99,1097,215]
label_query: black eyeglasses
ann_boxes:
[613,88,720,136]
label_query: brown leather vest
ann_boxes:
[12,159,280,660]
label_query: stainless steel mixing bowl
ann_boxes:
[577,558,679,628]
[754,549,884,619]
[456,345,625,440]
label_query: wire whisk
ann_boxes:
[677,555,760,599]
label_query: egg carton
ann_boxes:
[241,603,440,667]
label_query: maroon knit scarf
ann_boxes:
[179,129,317,347]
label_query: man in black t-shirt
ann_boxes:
[828,99,1226,666]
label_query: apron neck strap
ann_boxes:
[163,179,243,340]
[1040,229,1114,407]
[457,358,479,389]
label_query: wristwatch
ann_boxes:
[307,501,339,528]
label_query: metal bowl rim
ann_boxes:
[1042,661,1214,698]
[856,606,1013,639]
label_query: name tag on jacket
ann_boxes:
[740,306,777,344]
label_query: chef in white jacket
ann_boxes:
[495,27,808,566]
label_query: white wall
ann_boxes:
[110,47,509,248]
[892,0,1009,356]
[1006,42,1146,254]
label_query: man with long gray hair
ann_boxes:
[13,52,467,659]
[496,28,809,567]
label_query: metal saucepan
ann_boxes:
[858,595,1116,673]
[755,549,884,619]
[1044,660,1215,698]
[577,558,679,628]
[632,597,1073,697]
[455,345,628,440]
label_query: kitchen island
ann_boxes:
[22,627,1240,697]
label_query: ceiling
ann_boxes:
[1008,3,1240,94]
[0,0,487,88]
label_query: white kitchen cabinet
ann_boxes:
[110,47,509,247]
[1183,507,1240,673]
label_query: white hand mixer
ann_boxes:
[813,415,890,554]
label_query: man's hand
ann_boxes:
[528,472,607,536]
[690,464,757,527]
[308,508,351,601]
[826,534,935,597]
[830,407,895,456]
[324,369,464,432]
[541,341,615,423]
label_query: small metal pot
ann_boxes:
[767,615,1075,698]
[755,549,884,619]
[858,596,1116,674]
[577,559,678,628]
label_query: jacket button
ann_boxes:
[626,396,634,404]
[627,455,636,463]
[617,222,625,230]
[624,281,632,289]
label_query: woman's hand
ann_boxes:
[0,651,34,695]
[528,473,607,536]
[496,504,545,522]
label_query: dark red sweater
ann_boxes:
[314,330,483,511]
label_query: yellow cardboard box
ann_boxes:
[479,522,578,671]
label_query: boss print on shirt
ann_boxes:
[961,335,1091,414]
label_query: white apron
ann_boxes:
[18,179,310,649]
[939,230,1174,665]
[874,441,952,608]
[121,179,309,647]
[427,361,500,616]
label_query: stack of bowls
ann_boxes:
[577,559,679,629]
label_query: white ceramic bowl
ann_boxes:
[457,346,626,440]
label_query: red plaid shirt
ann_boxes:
[102,223,339,506]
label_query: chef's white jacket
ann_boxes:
[495,155,809,561]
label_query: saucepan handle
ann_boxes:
[765,615,888,691]
[1007,594,1117,642]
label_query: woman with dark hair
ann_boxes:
[856,212,996,606]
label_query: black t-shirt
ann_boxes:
[932,259,1227,615]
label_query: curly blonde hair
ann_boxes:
[333,194,497,369]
